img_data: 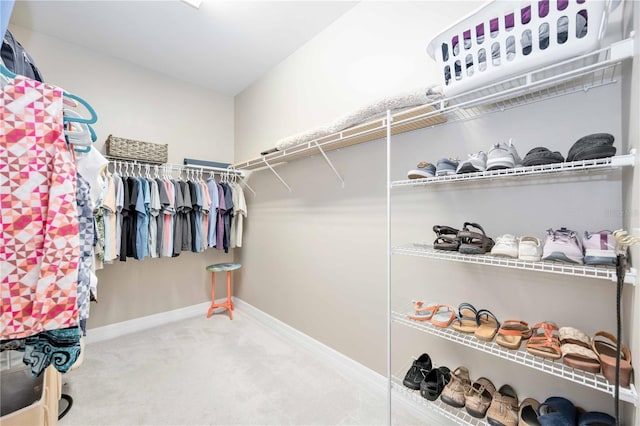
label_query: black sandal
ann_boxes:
[457,222,495,254]
[420,366,451,401]
[433,225,460,251]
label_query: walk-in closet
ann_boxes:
[2,1,639,425]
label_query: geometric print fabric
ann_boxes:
[1,75,80,340]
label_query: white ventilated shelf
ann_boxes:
[393,244,636,285]
[392,368,487,426]
[392,154,635,187]
[392,312,638,405]
[234,38,633,174]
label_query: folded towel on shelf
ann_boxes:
[274,85,444,152]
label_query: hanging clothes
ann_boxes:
[230,182,247,248]
[1,74,81,375]
[220,182,234,253]
[76,173,95,335]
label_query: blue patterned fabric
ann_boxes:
[21,326,81,376]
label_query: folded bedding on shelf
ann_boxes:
[274,85,444,152]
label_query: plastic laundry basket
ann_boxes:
[426,0,612,97]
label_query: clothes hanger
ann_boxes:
[64,109,96,153]
[1,62,98,125]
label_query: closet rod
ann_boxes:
[105,157,244,177]
[105,157,256,196]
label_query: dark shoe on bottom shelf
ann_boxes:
[487,384,519,426]
[465,377,496,418]
[419,366,451,401]
[440,366,471,408]
[402,353,432,390]
[518,398,540,426]
[538,396,576,425]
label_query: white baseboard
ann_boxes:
[85,300,215,344]
[232,298,449,425]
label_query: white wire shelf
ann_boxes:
[233,38,633,175]
[392,369,487,426]
[392,154,635,187]
[393,244,636,285]
[392,312,638,405]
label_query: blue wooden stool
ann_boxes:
[206,263,241,320]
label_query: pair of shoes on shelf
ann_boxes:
[401,353,452,401]
[407,161,436,179]
[450,303,501,341]
[542,228,618,265]
[520,396,615,426]
[406,301,455,328]
[433,223,495,254]
[491,234,542,261]
[457,138,521,174]
[406,158,460,178]
[441,368,519,423]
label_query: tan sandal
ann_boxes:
[474,309,500,341]
[496,319,531,350]
[592,331,633,388]
[561,343,601,374]
[451,303,479,333]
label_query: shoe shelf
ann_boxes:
[392,244,637,285]
[233,38,633,178]
[391,374,487,426]
[392,312,639,405]
[391,154,636,187]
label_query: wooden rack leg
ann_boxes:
[207,272,217,318]
[206,270,234,320]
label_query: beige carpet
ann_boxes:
[58,308,433,426]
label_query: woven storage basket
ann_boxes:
[105,135,168,163]
[427,0,611,97]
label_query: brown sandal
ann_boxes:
[526,322,562,360]
[457,222,495,255]
[433,225,460,251]
[592,331,633,387]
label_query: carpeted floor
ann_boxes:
[58,308,431,425]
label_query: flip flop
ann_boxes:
[451,303,479,333]
[406,301,438,321]
[431,305,455,328]
[496,320,531,350]
[474,309,500,341]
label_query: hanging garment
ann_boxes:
[200,179,211,252]
[206,178,219,247]
[1,75,80,341]
[114,172,124,260]
[178,180,192,252]
[135,177,149,259]
[22,326,81,376]
[215,182,226,250]
[76,173,95,335]
[220,182,234,253]
[102,173,117,262]
[231,182,247,248]
[161,178,175,258]
[148,178,160,258]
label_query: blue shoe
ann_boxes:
[407,161,436,179]
[538,397,576,426]
[436,158,459,176]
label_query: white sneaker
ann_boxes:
[486,138,522,170]
[518,236,542,261]
[491,234,519,258]
[456,151,487,174]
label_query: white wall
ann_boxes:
[235,0,634,421]
[9,24,236,328]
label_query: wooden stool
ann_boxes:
[206,263,241,320]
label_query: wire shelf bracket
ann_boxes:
[313,141,345,188]
[262,158,291,192]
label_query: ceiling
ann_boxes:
[9,1,358,96]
